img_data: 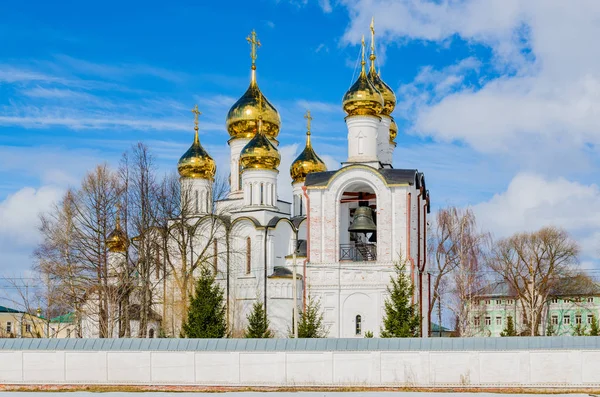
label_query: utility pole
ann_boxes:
[292,235,298,338]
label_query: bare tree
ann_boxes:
[488,226,580,336]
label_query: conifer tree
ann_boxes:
[380,262,420,338]
[572,322,587,336]
[500,316,517,337]
[181,267,226,338]
[589,316,600,336]
[546,321,555,336]
[244,301,273,338]
[297,296,328,338]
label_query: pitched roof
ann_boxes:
[0,305,22,314]
[50,312,75,324]
[476,276,600,299]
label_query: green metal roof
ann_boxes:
[1,336,600,351]
[50,312,75,324]
[0,305,22,314]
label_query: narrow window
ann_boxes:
[564,315,571,325]
[485,316,491,326]
[66,329,71,338]
[195,190,199,213]
[299,196,303,216]
[473,316,480,326]
[260,183,264,205]
[485,300,490,305]
[246,237,251,274]
[576,315,582,324]
[588,314,594,324]
[213,238,218,274]
[588,297,594,303]
[149,328,155,338]
[238,161,243,190]
[495,299,501,305]
[249,183,253,205]
[355,315,362,335]
[25,324,31,333]
[551,315,558,325]
[551,298,558,304]
[6,322,11,333]
[496,317,502,326]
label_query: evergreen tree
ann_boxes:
[297,296,328,338]
[380,262,420,338]
[546,321,555,336]
[244,301,273,338]
[181,267,227,338]
[572,322,587,336]
[589,316,600,336]
[500,316,517,337]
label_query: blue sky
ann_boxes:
[1,0,599,286]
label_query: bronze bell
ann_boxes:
[348,206,377,234]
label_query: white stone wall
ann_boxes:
[3,348,600,388]
[345,115,380,165]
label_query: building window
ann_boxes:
[474,316,480,326]
[564,298,570,303]
[238,161,243,191]
[260,183,264,205]
[564,315,571,325]
[576,315,582,324]
[246,237,251,274]
[149,328,155,338]
[25,324,31,333]
[485,300,491,305]
[299,196,303,216]
[6,322,11,333]
[588,314,594,324]
[551,315,558,325]
[213,238,218,274]
[195,190,199,213]
[551,298,558,304]
[496,299,501,305]
[485,316,491,326]
[355,315,362,335]
[588,297,594,303]
[496,317,502,326]
[507,299,514,305]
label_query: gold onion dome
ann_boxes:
[342,35,384,117]
[177,105,216,180]
[239,116,281,170]
[389,116,398,144]
[290,111,327,183]
[107,214,127,253]
[226,30,281,140]
[367,18,396,116]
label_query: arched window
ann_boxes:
[238,161,243,190]
[248,183,253,205]
[149,328,155,338]
[213,238,218,274]
[299,195,304,216]
[246,237,252,274]
[355,315,362,335]
[195,190,199,213]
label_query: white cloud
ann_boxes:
[473,173,600,258]
[277,144,300,202]
[0,185,64,247]
[319,0,333,13]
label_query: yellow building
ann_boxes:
[0,305,47,338]
[49,312,77,338]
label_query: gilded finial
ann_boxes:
[246,30,261,71]
[304,110,313,146]
[361,35,366,73]
[369,17,376,73]
[191,104,201,143]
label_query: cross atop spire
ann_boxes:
[360,35,366,73]
[191,104,201,143]
[304,110,313,135]
[246,30,261,70]
[369,17,377,72]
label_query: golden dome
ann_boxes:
[107,214,127,253]
[342,36,384,117]
[239,117,281,171]
[367,18,396,116]
[290,111,327,183]
[389,116,398,144]
[226,30,281,140]
[178,106,216,180]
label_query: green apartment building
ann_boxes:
[469,280,600,336]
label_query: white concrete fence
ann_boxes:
[1,338,600,388]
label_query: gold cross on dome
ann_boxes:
[304,110,313,133]
[246,30,261,68]
[191,104,201,127]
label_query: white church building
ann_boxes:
[101,25,431,339]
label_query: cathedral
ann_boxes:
[99,21,431,339]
